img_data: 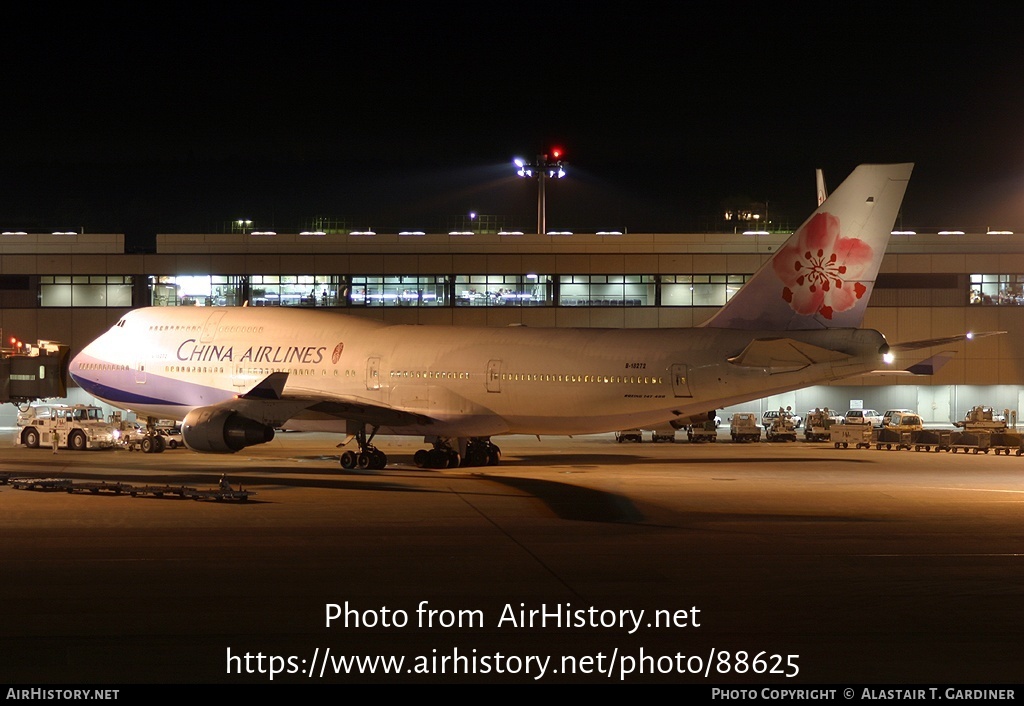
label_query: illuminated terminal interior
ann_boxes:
[1,228,1022,426]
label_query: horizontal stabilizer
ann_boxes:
[728,337,851,371]
[905,351,955,376]
[888,330,1005,352]
[865,351,957,376]
[864,331,1004,376]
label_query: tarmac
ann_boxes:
[1,428,1022,685]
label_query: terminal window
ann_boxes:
[41,275,133,307]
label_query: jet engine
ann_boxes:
[181,406,275,453]
[669,411,717,429]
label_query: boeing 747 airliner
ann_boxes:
[69,163,981,468]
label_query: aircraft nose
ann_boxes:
[69,331,106,383]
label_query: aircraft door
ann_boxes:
[230,365,248,390]
[671,364,692,397]
[366,357,381,390]
[201,311,227,343]
[134,361,146,384]
[486,359,502,393]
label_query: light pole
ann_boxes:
[514,149,567,235]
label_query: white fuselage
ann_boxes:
[70,307,889,438]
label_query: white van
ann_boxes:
[845,409,883,426]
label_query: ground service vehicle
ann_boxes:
[687,419,718,442]
[873,413,923,450]
[804,408,840,441]
[881,409,914,426]
[19,404,116,450]
[762,409,802,429]
[730,413,761,443]
[764,412,798,442]
[650,428,677,442]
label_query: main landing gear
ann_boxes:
[413,438,501,469]
[339,425,387,470]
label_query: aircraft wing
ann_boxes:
[298,397,437,428]
[226,372,439,428]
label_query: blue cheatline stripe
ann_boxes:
[71,357,237,408]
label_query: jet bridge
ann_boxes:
[0,339,70,405]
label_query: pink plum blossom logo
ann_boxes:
[771,212,873,320]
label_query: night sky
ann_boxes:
[2,4,1022,247]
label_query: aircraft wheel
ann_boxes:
[23,428,40,448]
[487,447,501,466]
[140,436,154,454]
[426,448,448,469]
[154,435,166,453]
[372,449,387,469]
[357,451,374,469]
[465,445,487,466]
[340,450,357,469]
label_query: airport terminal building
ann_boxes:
[0,228,1020,425]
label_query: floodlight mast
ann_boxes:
[514,150,567,235]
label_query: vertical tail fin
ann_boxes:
[815,168,828,206]
[704,163,913,331]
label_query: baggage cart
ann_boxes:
[910,429,950,452]
[831,423,871,449]
[989,431,1023,456]
[948,430,992,454]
